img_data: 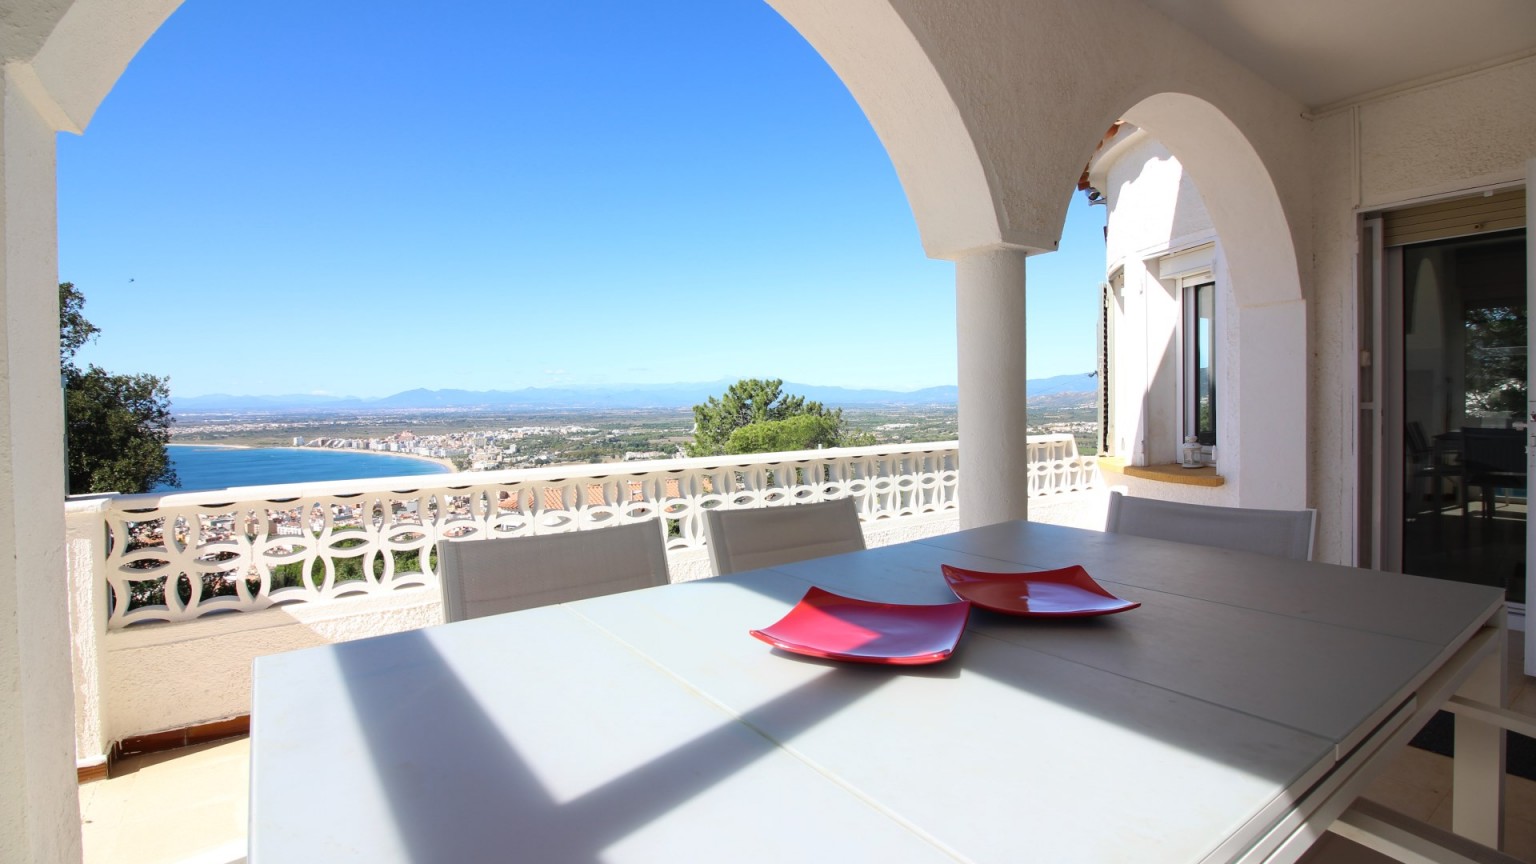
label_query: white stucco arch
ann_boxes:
[1123,92,1304,309]
[1113,91,1309,509]
[4,0,1324,611]
[770,0,1314,520]
[764,0,1006,259]
[772,1,1315,270]
[15,0,184,133]
[0,3,1329,855]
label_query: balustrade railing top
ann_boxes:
[71,437,1097,629]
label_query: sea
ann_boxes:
[155,444,453,493]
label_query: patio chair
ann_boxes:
[1405,421,1462,519]
[1105,490,1317,561]
[437,518,670,622]
[703,497,866,576]
[1459,427,1526,520]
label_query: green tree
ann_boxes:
[1464,304,1527,416]
[725,413,843,454]
[688,378,874,457]
[60,282,178,494]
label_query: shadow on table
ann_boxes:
[332,628,894,863]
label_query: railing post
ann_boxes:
[64,496,113,774]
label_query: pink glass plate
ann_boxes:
[749,587,972,665]
[941,564,1141,617]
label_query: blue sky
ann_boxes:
[58,1,1106,399]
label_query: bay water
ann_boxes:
[156,444,453,493]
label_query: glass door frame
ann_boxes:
[1528,159,1535,670]
[1358,187,1531,669]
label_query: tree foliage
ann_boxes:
[688,378,873,457]
[1463,304,1527,417]
[724,413,843,454]
[61,282,178,494]
[60,282,100,360]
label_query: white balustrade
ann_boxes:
[65,437,1100,752]
[81,437,1096,630]
[1027,433,1102,496]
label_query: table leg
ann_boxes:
[1451,610,1507,848]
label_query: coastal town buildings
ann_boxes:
[297,425,616,470]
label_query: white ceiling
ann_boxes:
[1142,0,1536,109]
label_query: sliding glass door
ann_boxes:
[1397,228,1527,606]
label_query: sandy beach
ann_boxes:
[366,449,457,471]
[171,442,249,449]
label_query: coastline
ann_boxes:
[353,449,457,472]
[171,442,457,473]
[171,442,251,450]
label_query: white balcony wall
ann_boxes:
[1099,130,1215,271]
[66,439,1100,761]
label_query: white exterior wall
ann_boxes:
[1100,57,1536,552]
[1111,473,1237,507]
[1356,60,1536,208]
[106,591,445,742]
[1101,131,1216,267]
[1097,131,1242,506]
[1307,57,1536,565]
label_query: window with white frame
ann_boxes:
[1183,278,1216,446]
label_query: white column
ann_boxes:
[0,66,81,864]
[956,247,1030,529]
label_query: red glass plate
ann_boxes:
[749,587,972,665]
[941,564,1140,617]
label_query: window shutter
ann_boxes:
[1156,242,1215,280]
[1382,189,1525,247]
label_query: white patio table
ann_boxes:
[249,520,1508,863]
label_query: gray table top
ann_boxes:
[250,520,1504,864]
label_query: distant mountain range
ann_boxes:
[171,373,1096,414]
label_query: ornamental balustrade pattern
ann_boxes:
[95,436,1097,629]
[1026,434,1100,496]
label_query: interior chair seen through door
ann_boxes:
[1405,421,1462,518]
[1105,490,1317,561]
[1459,426,1527,520]
[437,518,670,623]
[704,497,866,576]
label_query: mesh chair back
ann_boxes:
[437,518,670,623]
[704,498,867,577]
[1461,427,1525,477]
[1105,491,1316,561]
